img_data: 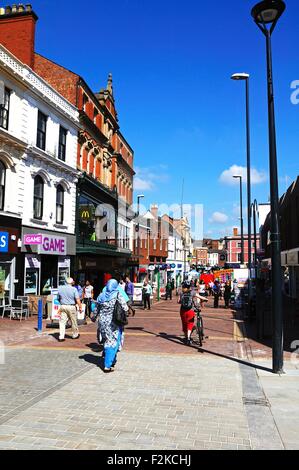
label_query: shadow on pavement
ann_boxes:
[86,342,103,353]
[78,353,104,371]
[137,327,273,373]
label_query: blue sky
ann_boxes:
[30,0,299,238]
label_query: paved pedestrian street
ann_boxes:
[0,298,298,450]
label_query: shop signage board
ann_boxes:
[51,289,61,321]
[0,232,9,253]
[24,234,67,256]
[133,283,143,305]
[24,234,43,245]
[39,236,67,256]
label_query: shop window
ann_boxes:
[33,175,44,219]
[56,185,64,225]
[78,195,117,246]
[58,126,67,161]
[0,161,5,211]
[0,88,10,130]
[36,111,47,150]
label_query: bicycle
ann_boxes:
[190,307,205,347]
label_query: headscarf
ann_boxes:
[98,279,119,304]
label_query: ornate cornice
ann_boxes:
[0,45,79,123]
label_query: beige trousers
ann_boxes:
[59,305,79,340]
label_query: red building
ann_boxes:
[133,207,169,283]
[224,228,260,265]
[0,4,135,290]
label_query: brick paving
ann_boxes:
[0,297,296,450]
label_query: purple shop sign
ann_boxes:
[38,236,67,256]
[24,234,43,245]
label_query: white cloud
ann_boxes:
[209,212,229,224]
[134,177,155,191]
[219,165,267,186]
[134,166,170,192]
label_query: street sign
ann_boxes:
[0,232,9,253]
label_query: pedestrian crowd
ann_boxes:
[56,270,234,373]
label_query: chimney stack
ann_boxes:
[150,205,159,220]
[0,4,38,69]
[233,227,238,237]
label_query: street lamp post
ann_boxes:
[233,175,244,265]
[137,194,145,281]
[251,200,259,281]
[251,0,285,374]
[231,72,252,314]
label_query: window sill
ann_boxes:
[30,219,48,226]
[53,224,68,230]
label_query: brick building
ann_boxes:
[193,247,208,267]
[224,228,260,265]
[0,4,135,293]
[134,207,168,284]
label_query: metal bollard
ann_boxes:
[38,299,43,333]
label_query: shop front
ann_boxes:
[0,216,22,301]
[21,227,76,296]
[76,176,132,297]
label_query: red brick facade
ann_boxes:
[34,54,78,105]
[0,5,134,207]
[0,6,37,68]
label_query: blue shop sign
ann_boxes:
[0,232,9,253]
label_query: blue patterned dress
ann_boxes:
[99,294,128,368]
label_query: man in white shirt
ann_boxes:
[83,280,94,317]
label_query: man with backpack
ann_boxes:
[178,281,207,346]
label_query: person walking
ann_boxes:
[165,280,173,300]
[224,281,232,309]
[97,279,129,373]
[83,280,94,318]
[125,276,135,316]
[73,279,84,301]
[57,277,82,342]
[199,280,207,297]
[178,281,195,346]
[143,280,152,310]
[213,280,221,309]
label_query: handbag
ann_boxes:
[112,294,128,327]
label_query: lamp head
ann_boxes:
[137,194,145,200]
[231,73,250,81]
[233,175,242,179]
[251,0,286,29]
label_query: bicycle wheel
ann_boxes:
[198,316,204,346]
[190,326,199,345]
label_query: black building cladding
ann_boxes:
[76,173,118,253]
[261,176,299,257]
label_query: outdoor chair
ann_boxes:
[1,297,12,318]
[10,299,29,321]
[17,296,31,317]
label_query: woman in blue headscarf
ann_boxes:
[97,279,129,373]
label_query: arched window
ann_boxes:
[56,185,64,225]
[33,175,44,220]
[0,161,6,211]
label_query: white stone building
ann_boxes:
[0,44,80,299]
[166,227,185,287]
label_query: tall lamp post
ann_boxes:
[251,0,285,374]
[136,194,145,281]
[251,200,259,281]
[231,72,252,313]
[233,175,244,265]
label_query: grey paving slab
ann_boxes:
[254,360,299,450]
[0,349,93,425]
[0,349,253,450]
[0,348,294,450]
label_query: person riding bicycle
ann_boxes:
[178,281,207,346]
